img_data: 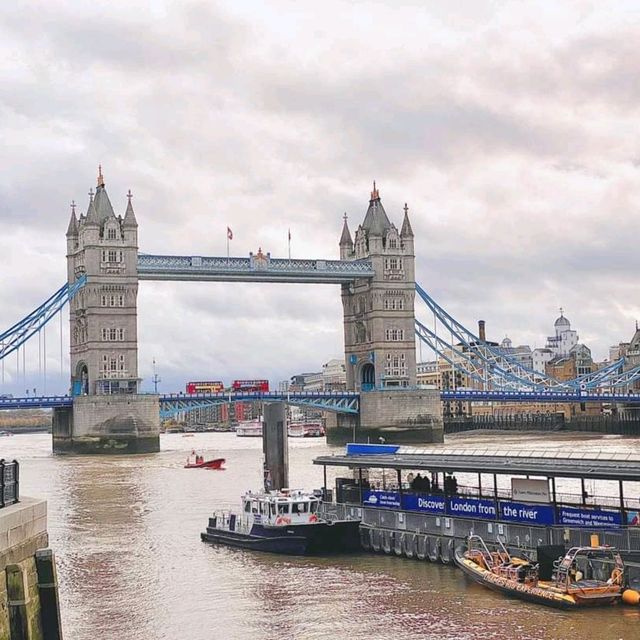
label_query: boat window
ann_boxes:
[310,500,319,513]
[269,503,275,517]
[252,501,259,514]
[259,501,268,515]
[244,501,251,513]
[277,503,290,514]
[292,502,308,514]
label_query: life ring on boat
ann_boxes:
[309,514,318,523]
[610,568,624,585]
[275,516,291,525]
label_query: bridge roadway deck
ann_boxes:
[3,388,640,411]
[137,254,375,284]
[0,391,361,412]
[441,389,640,404]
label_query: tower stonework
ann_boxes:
[53,169,160,454]
[328,185,443,443]
[340,184,417,391]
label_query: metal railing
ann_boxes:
[0,459,19,507]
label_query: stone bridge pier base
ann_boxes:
[326,389,444,445]
[52,395,161,454]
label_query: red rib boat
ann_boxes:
[184,453,225,470]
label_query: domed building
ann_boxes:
[546,309,578,357]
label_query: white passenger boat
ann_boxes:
[287,421,325,438]
[235,420,263,437]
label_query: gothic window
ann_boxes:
[107,228,117,240]
[388,238,397,249]
[385,328,404,341]
[118,354,126,371]
[385,352,406,377]
[110,357,118,372]
[117,328,125,341]
[102,355,108,373]
[101,295,107,306]
[384,297,404,311]
[355,322,367,344]
[108,250,117,262]
[118,294,124,306]
[357,298,366,315]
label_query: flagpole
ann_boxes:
[288,229,291,261]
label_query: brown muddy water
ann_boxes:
[3,431,640,639]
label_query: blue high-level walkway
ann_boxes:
[137,254,375,284]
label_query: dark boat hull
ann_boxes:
[201,519,361,556]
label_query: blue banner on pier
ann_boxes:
[500,501,555,526]
[362,490,401,508]
[558,506,622,528]
[447,497,497,519]
[402,493,446,514]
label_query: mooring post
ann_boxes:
[35,548,63,640]
[262,402,288,491]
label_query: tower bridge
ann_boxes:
[3,168,640,453]
[51,169,441,452]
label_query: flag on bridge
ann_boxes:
[227,227,233,240]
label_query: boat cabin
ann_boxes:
[241,489,322,528]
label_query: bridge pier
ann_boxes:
[326,389,443,444]
[52,395,160,454]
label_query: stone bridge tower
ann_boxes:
[340,183,416,391]
[329,184,443,444]
[53,167,159,453]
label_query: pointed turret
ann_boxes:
[84,188,99,226]
[361,181,391,237]
[123,190,138,227]
[66,201,78,237]
[400,203,414,237]
[339,213,353,246]
[91,165,116,223]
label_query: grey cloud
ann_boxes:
[1,1,640,395]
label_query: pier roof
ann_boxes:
[313,445,640,482]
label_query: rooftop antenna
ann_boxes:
[152,358,161,394]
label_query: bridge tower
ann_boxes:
[340,183,416,391]
[53,168,160,453]
[329,184,443,443]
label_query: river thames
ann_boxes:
[4,431,640,639]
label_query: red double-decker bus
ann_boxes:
[186,381,224,394]
[231,379,269,392]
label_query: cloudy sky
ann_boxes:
[1,0,639,395]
